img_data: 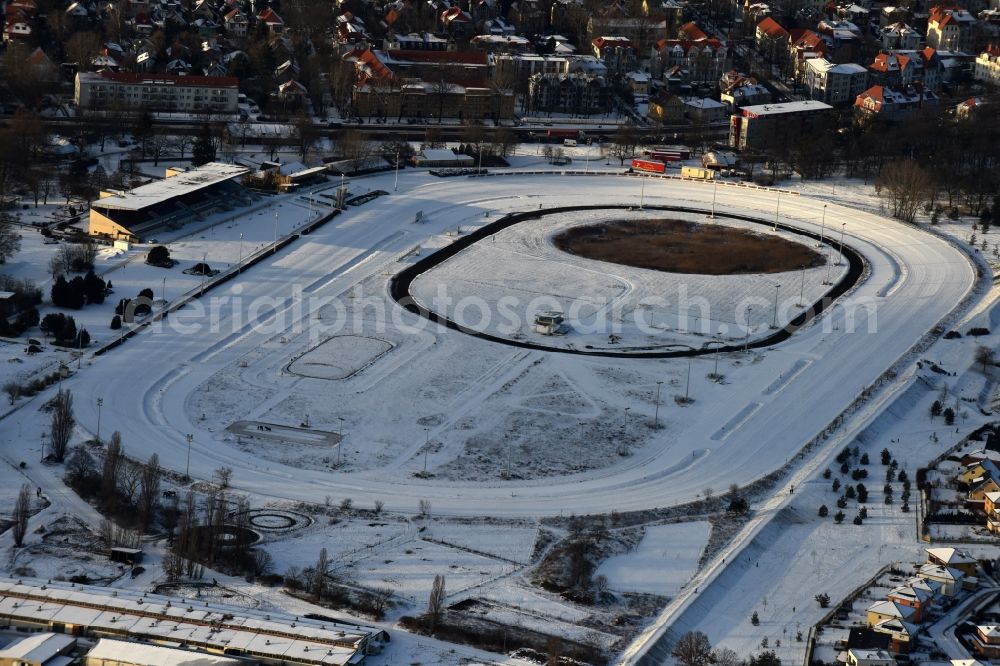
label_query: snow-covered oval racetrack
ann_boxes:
[50,173,975,519]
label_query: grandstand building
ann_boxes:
[88,163,251,242]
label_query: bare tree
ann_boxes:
[369,586,394,617]
[214,466,233,488]
[713,647,742,666]
[610,123,642,165]
[340,131,374,172]
[12,484,31,547]
[426,573,446,631]
[0,215,22,263]
[976,345,996,373]
[138,453,161,530]
[100,431,124,504]
[876,160,931,223]
[310,547,330,598]
[170,135,194,160]
[418,498,431,518]
[251,548,274,577]
[672,631,714,666]
[49,389,75,462]
[374,499,384,514]
[119,463,141,506]
[3,381,20,405]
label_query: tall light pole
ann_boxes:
[707,335,724,377]
[797,265,807,307]
[837,222,846,266]
[238,233,244,274]
[818,204,827,247]
[744,306,753,354]
[185,433,193,480]
[654,380,664,428]
[710,179,718,220]
[96,397,103,443]
[337,417,345,466]
[639,176,646,209]
[773,191,781,231]
[423,428,429,474]
[621,407,631,455]
[684,356,692,401]
[394,150,400,192]
[200,252,207,293]
[161,276,166,305]
[273,210,278,252]
[477,147,483,175]
[771,283,781,329]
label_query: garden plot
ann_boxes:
[287,336,392,380]
[265,518,411,573]
[9,516,123,584]
[596,522,711,597]
[423,521,539,564]
[342,539,517,605]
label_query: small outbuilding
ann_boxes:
[109,547,143,566]
[0,632,76,666]
[534,312,564,335]
[413,149,474,167]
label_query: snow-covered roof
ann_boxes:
[93,163,249,211]
[86,639,242,665]
[979,625,1000,638]
[0,578,380,666]
[918,563,963,581]
[867,599,916,619]
[848,648,894,662]
[741,100,832,116]
[685,97,725,109]
[927,547,976,566]
[0,633,74,662]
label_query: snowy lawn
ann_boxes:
[596,521,710,597]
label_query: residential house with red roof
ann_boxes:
[348,47,512,120]
[223,8,248,37]
[854,83,937,120]
[927,5,976,52]
[756,17,790,64]
[971,625,1000,659]
[651,38,728,83]
[257,7,283,35]
[593,36,637,75]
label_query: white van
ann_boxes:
[563,139,577,147]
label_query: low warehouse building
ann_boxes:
[0,578,386,665]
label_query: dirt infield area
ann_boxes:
[553,218,825,275]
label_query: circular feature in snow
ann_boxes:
[287,335,392,380]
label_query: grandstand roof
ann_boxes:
[93,163,249,212]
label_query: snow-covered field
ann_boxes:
[596,522,710,597]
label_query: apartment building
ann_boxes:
[75,71,239,115]
[804,58,869,104]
